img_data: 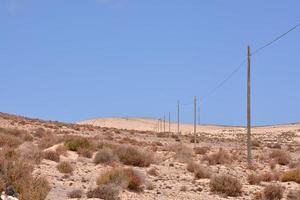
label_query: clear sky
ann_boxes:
[0,0,299,126]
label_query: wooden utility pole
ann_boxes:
[168,112,171,136]
[157,119,160,132]
[198,101,201,125]
[194,96,197,147]
[177,100,180,136]
[163,115,166,133]
[247,45,252,165]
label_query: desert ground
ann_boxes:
[1,112,300,200]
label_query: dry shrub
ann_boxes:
[55,145,67,156]
[194,146,209,155]
[77,147,93,158]
[260,172,276,182]
[18,142,43,164]
[281,168,300,183]
[248,174,261,185]
[43,151,60,162]
[68,189,82,198]
[210,175,242,197]
[97,167,144,191]
[97,167,129,188]
[287,189,300,200]
[147,168,159,176]
[0,132,23,147]
[194,166,211,179]
[94,148,118,165]
[269,150,291,165]
[0,147,50,200]
[289,161,300,169]
[38,134,63,150]
[186,161,200,173]
[64,136,93,152]
[203,148,231,165]
[57,161,74,174]
[263,184,283,200]
[114,145,154,167]
[87,185,120,200]
[169,144,193,163]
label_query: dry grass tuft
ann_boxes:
[203,148,232,165]
[263,184,283,200]
[281,168,300,183]
[68,189,83,198]
[169,144,194,163]
[114,145,154,167]
[287,189,300,200]
[186,161,200,173]
[43,151,60,162]
[269,150,291,165]
[210,175,242,197]
[57,161,74,174]
[87,185,120,200]
[248,174,261,185]
[94,148,118,165]
[194,166,211,179]
[194,146,209,155]
[64,136,93,152]
[0,146,50,200]
[97,167,144,191]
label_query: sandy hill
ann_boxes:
[78,117,300,137]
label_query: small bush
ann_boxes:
[194,146,209,155]
[43,151,60,162]
[57,161,74,174]
[125,168,144,191]
[203,148,231,165]
[97,167,129,188]
[270,150,290,165]
[186,161,200,173]
[77,147,93,158]
[64,137,93,152]
[68,189,82,198]
[55,145,67,156]
[287,189,300,200]
[87,185,120,200]
[0,132,23,147]
[248,174,261,185]
[97,167,144,191]
[263,184,283,200]
[169,144,193,163]
[210,175,242,197]
[38,134,63,150]
[194,166,211,179]
[94,148,118,165]
[281,168,300,183]
[260,172,276,182]
[0,147,50,200]
[147,168,159,176]
[114,145,154,167]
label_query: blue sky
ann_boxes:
[0,0,299,125]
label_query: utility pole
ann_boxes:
[163,115,166,133]
[157,119,160,132]
[247,45,252,165]
[168,112,171,136]
[194,96,197,147]
[198,101,201,125]
[177,100,180,136]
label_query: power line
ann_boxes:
[251,22,300,56]
[201,22,300,101]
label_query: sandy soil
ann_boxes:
[1,112,300,200]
